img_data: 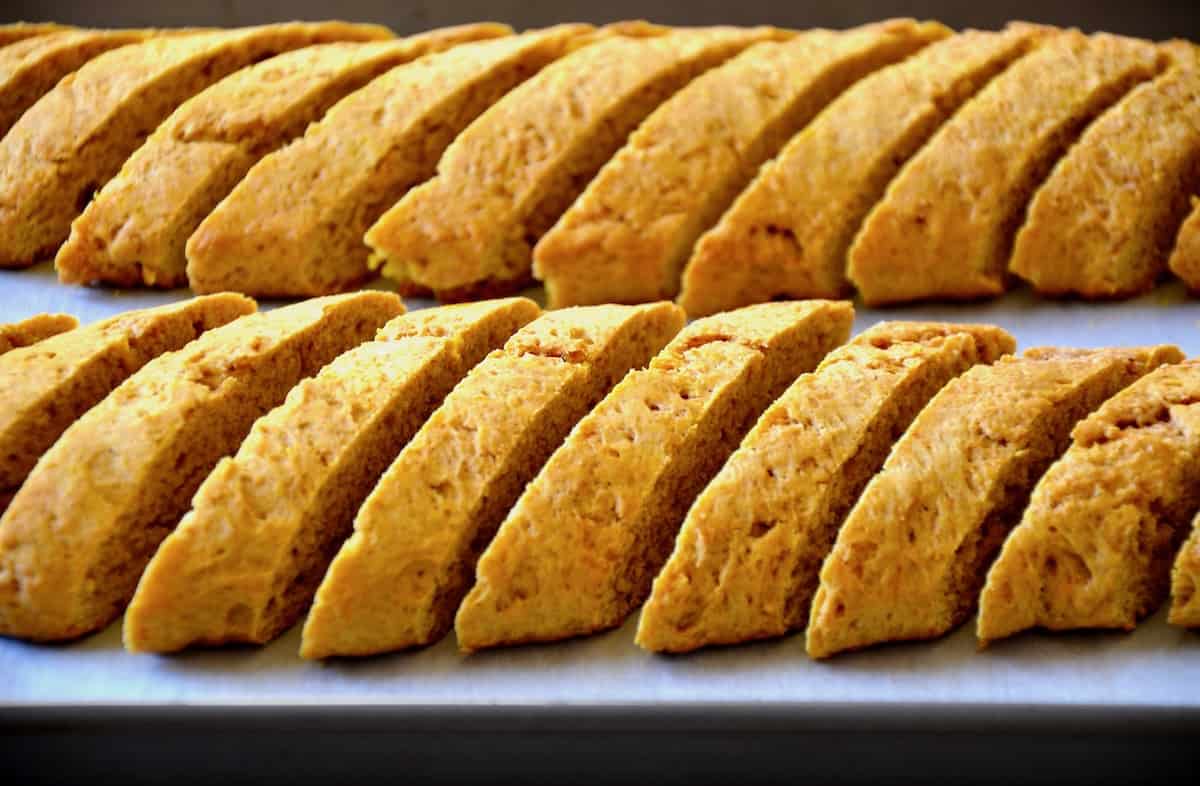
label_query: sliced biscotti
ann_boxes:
[302,301,685,659]
[0,23,71,47]
[0,292,401,642]
[0,312,77,355]
[186,26,589,297]
[1170,201,1200,291]
[532,20,948,308]
[846,32,1162,305]
[0,22,392,269]
[455,300,853,651]
[637,322,1015,653]
[56,25,510,289]
[678,26,1048,317]
[1172,510,1200,627]
[368,26,785,302]
[0,295,253,503]
[806,345,1179,659]
[980,359,1199,643]
[124,298,537,653]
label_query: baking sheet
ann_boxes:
[3,262,1200,711]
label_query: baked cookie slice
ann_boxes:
[1171,509,1200,627]
[637,321,1015,653]
[56,25,510,289]
[0,312,77,355]
[125,298,537,653]
[806,345,1178,659]
[0,21,392,268]
[678,25,1048,317]
[980,359,1200,643]
[455,300,853,651]
[0,292,400,641]
[186,25,589,297]
[0,23,71,47]
[1170,201,1200,291]
[368,26,784,302]
[302,301,684,659]
[846,31,1162,305]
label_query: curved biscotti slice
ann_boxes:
[124,298,537,653]
[1170,201,1200,291]
[678,26,1047,317]
[0,23,71,47]
[0,294,253,502]
[0,312,77,355]
[455,300,853,651]
[56,26,510,289]
[1171,509,1200,627]
[805,345,1179,659]
[302,301,685,659]
[980,359,1199,643]
[0,292,401,641]
[0,22,392,269]
[1010,65,1200,298]
[186,26,589,297]
[636,322,1015,653]
[846,32,1162,306]
[532,20,948,308]
[368,26,784,302]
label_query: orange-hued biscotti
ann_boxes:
[56,25,510,289]
[455,300,853,651]
[0,292,400,642]
[0,23,71,46]
[678,25,1048,317]
[186,25,588,297]
[302,301,685,659]
[636,321,1015,653]
[0,312,77,355]
[0,295,253,501]
[1172,509,1200,627]
[124,298,536,653]
[846,31,1162,305]
[1168,199,1200,291]
[0,21,392,269]
[532,20,947,308]
[368,26,784,301]
[806,345,1179,659]
[1010,65,1200,298]
[980,359,1200,643]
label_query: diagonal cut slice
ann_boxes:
[0,312,77,355]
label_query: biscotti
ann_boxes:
[637,322,1015,653]
[806,346,1177,658]
[125,297,536,653]
[0,292,400,641]
[678,25,1047,316]
[455,300,853,651]
[0,312,77,355]
[1168,199,1200,291]
[0,21,392,268]
[0,23,71,47]
[847,32,1161,305]
[979,357,1200,643]
[368,26,783,301]
[0,295,253,501]
[56,25,510,289]
[302,301,685,658]
[186,25,589,297]
[1171,509,1200,626]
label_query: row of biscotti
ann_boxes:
[4,295,1200,658]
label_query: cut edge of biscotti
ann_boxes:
[0,312,78,355]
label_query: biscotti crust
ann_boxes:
[0,312,77,355]
[0,23,72,47]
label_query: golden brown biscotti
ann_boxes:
[980,359,1200,643]
[1168,198,1200,291]
[368,26,786,302]
[455,300,853,651]
[0,21,393,269]
[636,321,1015,653]
[0,23,72,46]
[124,298,537,653]
[533,20,948,308]
[0,312,77,355]
[56,25,511,289]
[1010,64,1200,298]
[0,292,401,642]
[846,32,1162,305]
[1171,509,1200,626]
[806,345,1179,659]
[678,25,1048,316]
[302,302,685,659]
[0,295,253,500]
[186,25,589,297]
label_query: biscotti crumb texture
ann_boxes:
[0,312,77,355]
[455,300,853,652]
[0,291,401,642]
[186,25,589,297]
[637,321,1015,653]
[301,301,684,659]
[1168,198,1200,291]
[125,297,536,653]
[1171,509,1200,627]
[806,345,1178,659]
